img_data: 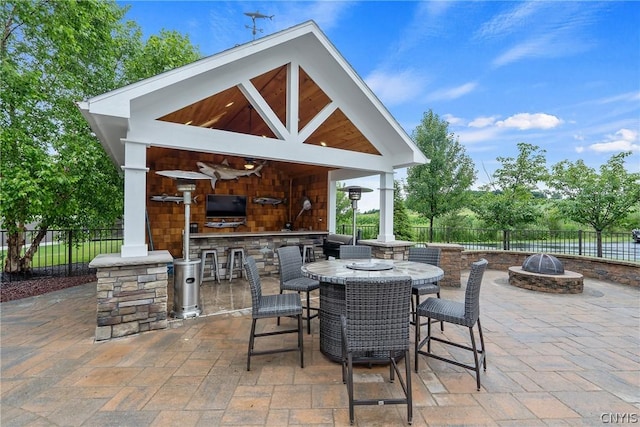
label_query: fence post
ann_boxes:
[503,229,509,250]
[68,229,73,276]
[578,230,583,256]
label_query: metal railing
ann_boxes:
[2,225,637,283]
[1,228,123,283]
[338,224,639,263]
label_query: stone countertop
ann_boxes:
[89,250,173,268]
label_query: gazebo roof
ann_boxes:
[78,20,427,180]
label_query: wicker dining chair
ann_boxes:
[276,246,320,334]
[243,256,304,371]
[341,276,413,425]
[408,246,443,368]
[339,245,371,260]
[414,258,488,390]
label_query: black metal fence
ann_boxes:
[337,224,639,263]
[2,225,637,284]
[1,228,123,283]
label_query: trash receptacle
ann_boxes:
[172,258,202,319]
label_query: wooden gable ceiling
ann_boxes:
[157,64,381,157]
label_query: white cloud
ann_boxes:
[480,2,599,67]
[265,1,354,33]
[423,0,454,17]
[594,91,640,105]
[469,116,498,128]
[588,128,640,153]
[575,146,585,154]
[442,114,464,126]
[496,113,562,130]
[303,1,353,30]
[456,127,502,144]
[428,82,477,101]
[365,69,427,106]
[476,2,543,39]
[492,36,552,67]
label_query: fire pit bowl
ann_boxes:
[508,253,583,294]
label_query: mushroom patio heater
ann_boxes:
[157,170,210,319]
[339,185,373,244]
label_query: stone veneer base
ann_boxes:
[508,266,584,294]
[89,251,173,341]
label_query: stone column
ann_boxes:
[359,239,413,260]
[89,251,173,341]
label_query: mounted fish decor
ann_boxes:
[196,159,265,189]
[205,219,246,229]
[252,196,287,205]
[150,194,199,204]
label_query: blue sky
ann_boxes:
[120,1,639,212]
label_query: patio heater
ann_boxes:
[339,185,373,244]
[157,170,209,319]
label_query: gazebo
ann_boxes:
[79,21,428,340]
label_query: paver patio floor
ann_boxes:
[1,269,638,426]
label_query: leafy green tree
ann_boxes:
[548,152,640,257]
[393,180,413,241]
[405,110,476,242]
[472,142,548,232]
[1,1,200,273]
[335,182,352,227]
[123,29,200,83]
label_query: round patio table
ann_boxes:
[301,259,444,362]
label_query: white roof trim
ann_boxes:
[79,20,427,172]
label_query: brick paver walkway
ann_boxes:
[1,270,638,426]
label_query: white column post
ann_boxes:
[120,139,149,257]
[377,172,395,242]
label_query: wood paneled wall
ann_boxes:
[146,147,329,257]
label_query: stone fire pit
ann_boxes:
[508,253,584,294]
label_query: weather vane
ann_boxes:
[244,11,273,40]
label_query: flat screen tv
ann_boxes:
[206,194,247,218]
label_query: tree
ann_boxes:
[405,110,476,242]
[548,152,640,257]
[1,1,201,274]
[123,29,201,83]
[335,182,352,226]
[472,142,548,231]
[393,180,413,241]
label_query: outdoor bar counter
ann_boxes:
[189,230,329,278]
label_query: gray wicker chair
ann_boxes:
[243,256,304,371]
[276,246,320,334]
[339,245,371,260]
[414,258,488,390]
[408,246,443,364]
[340,276,413,425]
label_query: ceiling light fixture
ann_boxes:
[244,158,256,170]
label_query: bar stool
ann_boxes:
[300,243,315,264]
[227,247,245,281]
[200,249,220,284]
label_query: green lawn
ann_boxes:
[1,239,123,268]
